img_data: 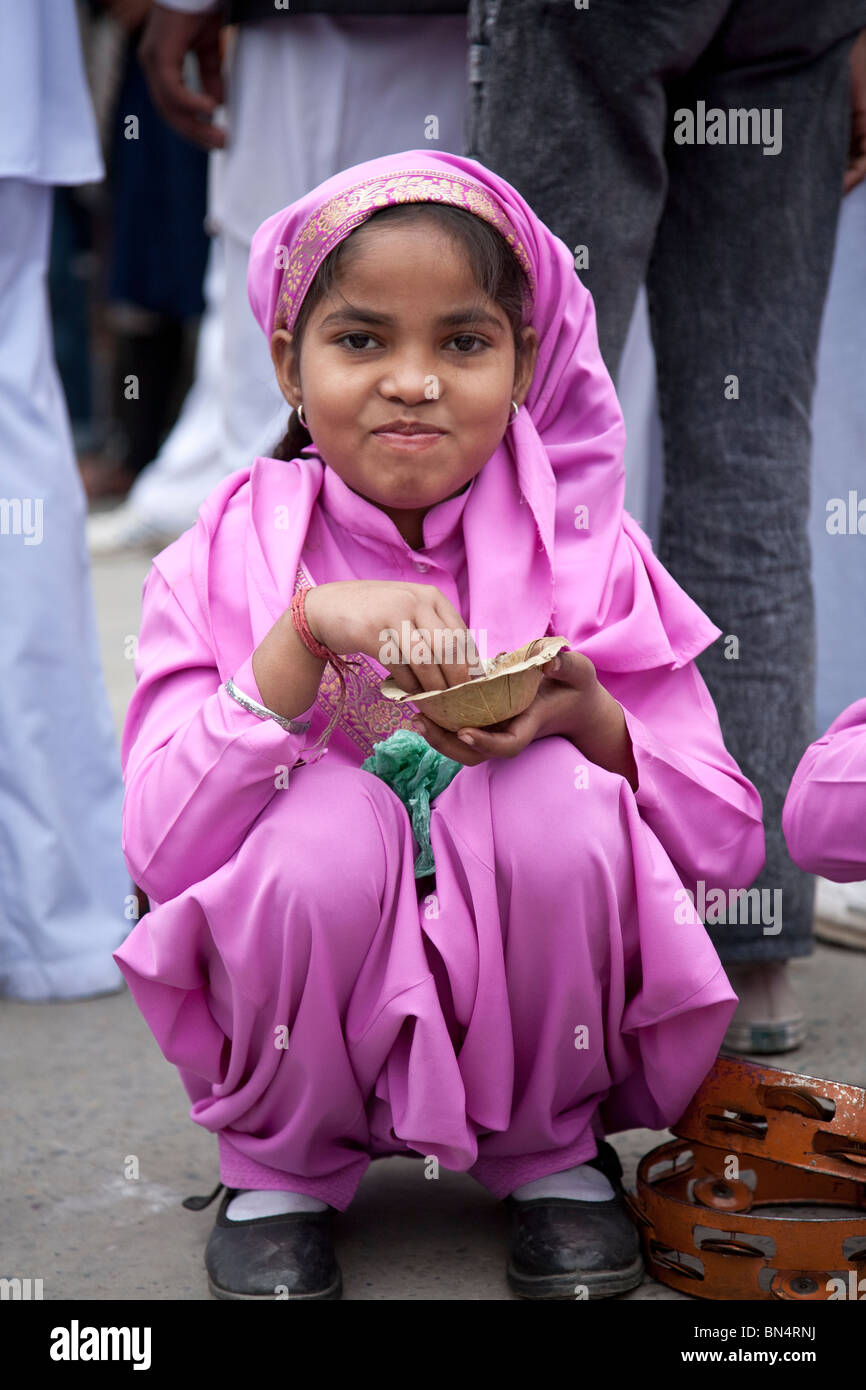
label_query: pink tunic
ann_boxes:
[782,699,866,880]
[114,459,764,1209]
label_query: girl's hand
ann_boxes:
[414,650,594,772]
[415,649,639,791]
[303,580,482,695]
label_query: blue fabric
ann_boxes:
[107,39,209,318]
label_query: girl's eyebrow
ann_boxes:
[437,308,504,330]
[318,305,505,330]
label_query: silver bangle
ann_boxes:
[224,677,311,735]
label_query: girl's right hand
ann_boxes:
[303,581,483,697]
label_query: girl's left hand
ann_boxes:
[412,649,600,766]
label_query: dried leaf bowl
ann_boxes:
[378,635,571,732]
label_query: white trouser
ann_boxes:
[0,179,128,998]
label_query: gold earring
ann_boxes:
[297,403,307,427]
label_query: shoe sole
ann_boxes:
[507,1252,644,1300]
[721,1018,806,1054]
[814,917,866,950]
[207,1271,343,1301]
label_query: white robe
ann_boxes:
[0,0,103,184]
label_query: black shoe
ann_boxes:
[185,1183,342,1301]
[505,1141,644,1300]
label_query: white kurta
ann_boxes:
[0,0,128,997]
[0,0,103,184]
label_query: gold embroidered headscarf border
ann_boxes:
[272,170,536,335]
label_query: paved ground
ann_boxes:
[3,536,864,1301]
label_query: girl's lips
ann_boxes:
[373,430,446,452]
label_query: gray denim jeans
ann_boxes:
[467,0,866,961]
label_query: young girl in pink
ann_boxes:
[114,150,764,1301]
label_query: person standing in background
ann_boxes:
[0,0,129,998]
[468,0,866,1054]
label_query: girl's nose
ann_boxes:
[378,357,439,406]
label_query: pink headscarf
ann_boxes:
[195,150,720,677]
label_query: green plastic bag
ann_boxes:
[361,729,462,878]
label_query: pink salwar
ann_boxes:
[114,461,764,1212]
[782,698,866,881]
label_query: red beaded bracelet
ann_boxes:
[290,585,334,662]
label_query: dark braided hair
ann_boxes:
[268,201,530,462]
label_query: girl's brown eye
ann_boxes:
[450,334,485,352]
[339,332,378,350]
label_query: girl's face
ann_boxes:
[270,219,538,550]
